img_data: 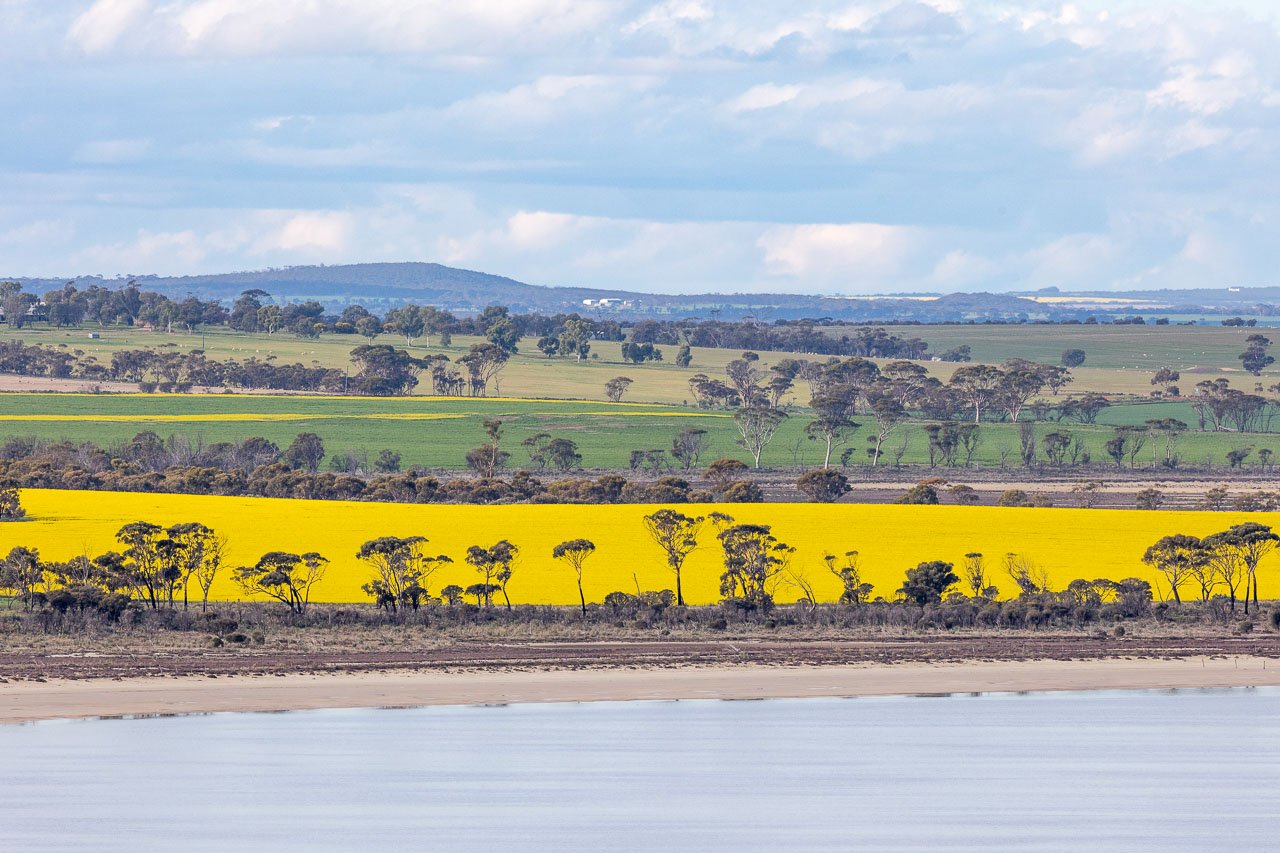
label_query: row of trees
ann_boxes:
[2,280,943,364]
[1,280,226,332]
[1142,523,1278,611]
[0,431,770,506]
[5,508,1275,623]
[686,353,1079,471]
[0,339,345,392]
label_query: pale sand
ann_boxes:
[3,656,1278,724]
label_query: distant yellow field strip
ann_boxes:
[559,411,731,419]
[0,392,672,406]
[0,413,470,423]
[0,410,728,423]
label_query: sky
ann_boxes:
[2,0,1279,295]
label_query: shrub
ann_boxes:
[1135,488,1164,510]
[998,489,1032,507]
[719,480,764,502]
[896,484,939,505]
[0,486,25,520]
[796,469,851,503]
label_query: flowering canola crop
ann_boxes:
[7,489,1275,605]
[0,411,725,423]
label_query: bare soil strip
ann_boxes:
[3,656,1278,725]
[2,636,1278,724]
[5,635,1280,680]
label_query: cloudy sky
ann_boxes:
[2,0,1279,294]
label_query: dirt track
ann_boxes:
[4,634,1278,681]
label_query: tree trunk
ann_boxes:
[675,571,685,607]
[577,581,586,616]
[823,437,832,469]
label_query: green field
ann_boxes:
[0,322,1276,471]
[5,320,1278,404]
[0,392,1268,471]
[877,323,1275,372]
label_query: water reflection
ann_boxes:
[2,689,1277,852]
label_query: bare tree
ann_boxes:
[962,552,988,598]
[785,565,819,614]
[1004,552,1052,597]
[671,428,710,471]
[866,397,907,466]
[735,406,786,469]
[824,551,873,605]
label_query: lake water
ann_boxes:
[2,689,1278,851]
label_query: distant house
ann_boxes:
[582,297,634,309]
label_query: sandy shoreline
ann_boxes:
[3,656,1278,724]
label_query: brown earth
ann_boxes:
[3,632,1278,682]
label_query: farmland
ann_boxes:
[7,489,1276,606]
[0,391,1268,471]
[0,320,1276,474]
[3,321,1278,404]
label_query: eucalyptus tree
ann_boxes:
[357,535,453,613]
[232,551,329,615]
[552,539,597,615]
[1141,535,1207,604]
[641,509,704,606]
[735,406,787,469]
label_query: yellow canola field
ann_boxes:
[7,489,1277,605]
[0,413,469,423]
[0,411,726,423]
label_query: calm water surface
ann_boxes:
[2,689,1278,852]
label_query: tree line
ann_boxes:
[3,280,939,363]
[6,502,1273,625]
[0,429,767,506]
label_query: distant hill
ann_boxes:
[8,261,1277,321]
[19,263,621,312]
[9,262,1056,320]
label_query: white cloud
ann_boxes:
[726,83,801,113]
[73,138,152,164]
[758,223,915,279]
[66,0,151,55]
[0,0,1273,294]
[443,75,660,127]
[67,0,616,57]
[929,250,997,288]
[259,212,352,254]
